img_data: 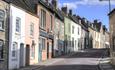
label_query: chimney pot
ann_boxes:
[61,6,68,14]
[69,9,72,15]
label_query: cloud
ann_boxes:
[59,0,115,9]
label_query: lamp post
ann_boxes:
[99,0,111,12]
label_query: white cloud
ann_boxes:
[59,0,115,9]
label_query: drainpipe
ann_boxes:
[6,4,10,70]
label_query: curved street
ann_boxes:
[34,49,108,70]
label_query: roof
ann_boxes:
[38,0,54,13]
[4,0,37,14]
[108,8,115,16]
[55,9,64,21]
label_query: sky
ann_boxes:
[58,0,115,30]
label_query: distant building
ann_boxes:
[53,9,64,57]
[81,18,89,49]
[61,6,72,53]
[88,22,94,49]
[93,20,108,49]
[68,12,82,52]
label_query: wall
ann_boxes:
[25,13,39,65]
[9,5,25,69]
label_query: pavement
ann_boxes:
[99,57,115,70]
[17,49,115,70]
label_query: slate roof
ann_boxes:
[55,9,64,21]
[4,0,37,14]
[108,8,115,15]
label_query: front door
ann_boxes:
[47,42,49,59]
[20,43,24,67]
[38,38,42,61]
[25,45,30,66]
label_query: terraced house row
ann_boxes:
[0,0,110,70]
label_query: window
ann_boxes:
[16,17,21,32]
[0,40,3,59]
[0,10,5,30]
[40,9,46,29]
[50,15,53,31]
[30,23,34,36]
[78,27,79,35]
[72,38,74,47]
[68,23,70,33]
[12,42,17,58]
[31,45,35,58]
[39,37,45,50]
[72,26,74,34]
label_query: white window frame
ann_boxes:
[30,23,34,36]
[12,42,18,59]
[16,17,21,33]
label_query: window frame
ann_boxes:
[39,37,46,50]
[40,9,46,29]
[0,10,5,31]
[12,42,18,59]
[16,17,21,33]
[72,26,74,34]
[30,23,34,36]
[0,39,4,59]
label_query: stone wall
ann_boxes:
[0,1,9,70]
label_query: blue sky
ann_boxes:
[58,0,115,30]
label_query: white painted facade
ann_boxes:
[9,5,25,69]
[71,21,81,52]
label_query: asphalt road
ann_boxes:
[35,49,108,70]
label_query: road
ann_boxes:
[34,49,108,70]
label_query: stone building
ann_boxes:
[81,18,89,49]
[108,8,115,65]
[0,1,9,70]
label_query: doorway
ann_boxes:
[25,45,30,66]
[20,43,24,67]
[47,42,49,59]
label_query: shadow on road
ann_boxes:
[59,48,110,58]
[33,64,100,70]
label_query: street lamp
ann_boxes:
[99,0,111,12]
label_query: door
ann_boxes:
[25,45,30,66]
[47,42,49,59]
[38,38,42,61]
[20,43,24,67]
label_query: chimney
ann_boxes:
[69,9,72,15]
[94,20,98,23]
[73,14,76,17]
[46,0,49,3]
[52,0,57,8]
[61,6,67,14]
